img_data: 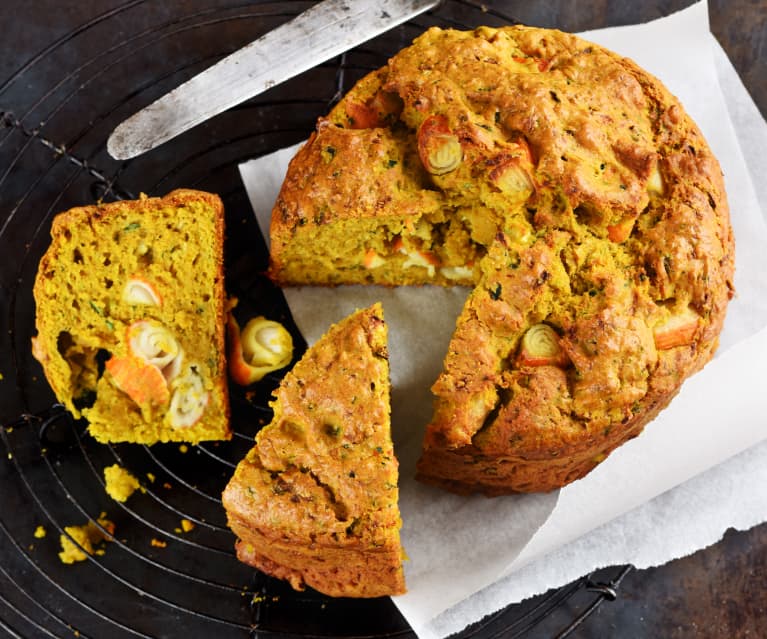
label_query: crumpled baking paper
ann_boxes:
[238,2,767,636]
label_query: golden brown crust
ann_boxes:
[269,25,734,494]
[32,189,230,444]
[417,369,681,495]
[222,304,406,597]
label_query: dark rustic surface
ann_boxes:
[1,1,765,638]
[588,524,767,638]
[710,0,767,118]
[1,1,764,118]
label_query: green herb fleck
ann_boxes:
[663,255,672,275]
[89,301,103,316]
[272,482,289,496]
[323,423,343,438]
[123,222,140,232]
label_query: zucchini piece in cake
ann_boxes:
[222,303,406,597]
[32,189,230,444]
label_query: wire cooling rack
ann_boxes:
[0,1,635,637]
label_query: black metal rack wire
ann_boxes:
[0,2,634,637]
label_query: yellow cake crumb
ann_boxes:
[103,464,141,502]
[58,516,115,564]
[178,444,189,454]
[150,538,167,548]
[34,525,47,539]
[174,518,195,534]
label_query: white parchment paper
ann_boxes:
[238,2,767,636]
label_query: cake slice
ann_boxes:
[222,304,406,597]
[32,189,230,444]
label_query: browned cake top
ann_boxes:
[272,24,733,304]
[224,304,403,556]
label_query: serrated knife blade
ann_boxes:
[107,0,439,160]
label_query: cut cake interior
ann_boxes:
[32,189,230,444]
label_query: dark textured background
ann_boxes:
[1,1,764,117]
[1,1,765,637]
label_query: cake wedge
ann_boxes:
[222,303,406,597]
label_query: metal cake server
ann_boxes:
[107,0,439,160]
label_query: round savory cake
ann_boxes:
[268,26,735,494]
